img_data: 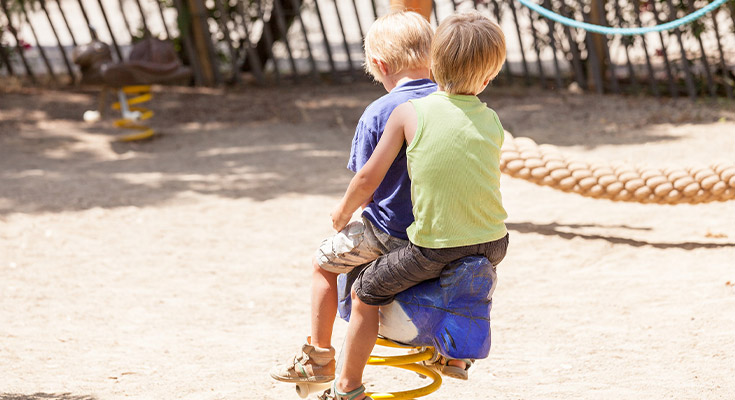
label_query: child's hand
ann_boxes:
[331,203,352,232]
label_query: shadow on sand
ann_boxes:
[1,82,732,216]
[0,394,97,400]
[507,221,735,249]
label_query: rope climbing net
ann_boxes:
[500,133,735,204]
[497,1,734,204]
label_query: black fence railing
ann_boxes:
[1,0,734,99]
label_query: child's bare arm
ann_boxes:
[331,103,416,231]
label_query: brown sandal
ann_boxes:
[269,337,336,383]
[317,382,372,400]
[427,355,474,380]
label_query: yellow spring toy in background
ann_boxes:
[111,85,155,141]
[73,32,191,142]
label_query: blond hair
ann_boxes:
[431,11,506,95]
[363,11,433,81]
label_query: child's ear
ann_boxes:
[372,58,390,77]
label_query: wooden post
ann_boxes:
[389,0,432,21]
[185,0,220,86]
[588,0,607,91]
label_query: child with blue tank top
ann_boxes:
[323,11,510,400]
[269,11,438,389]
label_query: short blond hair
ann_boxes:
[431,11,506,94]
[363,11,433,81]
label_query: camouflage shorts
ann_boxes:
[315,217,408,274]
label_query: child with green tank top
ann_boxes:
[321,11,510,400]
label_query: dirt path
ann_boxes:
[1,82,734,400]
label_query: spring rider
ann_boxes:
[295,256,497,399]
[72,30,191,141]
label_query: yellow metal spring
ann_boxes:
[111,85,155,141]
[294,338,443,399]
[365,338,442,400]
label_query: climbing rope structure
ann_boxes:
[501,132,735,204]
[496,0,735,205]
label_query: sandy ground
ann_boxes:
[1,81,734,400]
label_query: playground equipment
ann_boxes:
[497,0,735,204]
[501,133,735,205]
[496,1,735,205]
[292,256,496,399]
[295,339,442,399]
[72,31,191,141]
[305,0,734,396]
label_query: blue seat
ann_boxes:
[337,256,497,360]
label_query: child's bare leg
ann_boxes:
[448,359,467,368]
[335,290,378,399]
[311,256,339,348]
[270,257,338,383]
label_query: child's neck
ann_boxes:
[384,68,431,92]
[438,86,479,96]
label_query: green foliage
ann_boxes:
[3,0,41,14]
[0,0,39,64]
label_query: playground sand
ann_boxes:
[1,82,734,400]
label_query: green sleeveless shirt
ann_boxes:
[406,91,507,248]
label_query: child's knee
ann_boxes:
[350,289,369,308]
[313,256,339,279]
[350,288,383,310]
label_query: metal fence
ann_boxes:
[1,0,734,99]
